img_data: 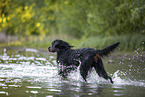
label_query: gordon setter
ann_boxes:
[48,39,120,84]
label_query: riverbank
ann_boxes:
[0,34,145,52]
[0,46,145,62]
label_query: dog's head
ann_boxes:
[48,39,73,52]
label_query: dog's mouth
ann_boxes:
[48,46,56,52]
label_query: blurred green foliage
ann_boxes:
[0,0,145,39]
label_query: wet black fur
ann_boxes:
[48,39,120,84]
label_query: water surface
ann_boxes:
[0,48,145,97]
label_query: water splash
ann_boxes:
[112,70,145,87]
[3,48,7,56]
[69,68,145,87]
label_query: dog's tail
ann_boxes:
[97,42,120,57]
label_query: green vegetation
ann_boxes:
[0,0,145,51]
[78,34,145,51]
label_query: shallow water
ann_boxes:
[0,48,145,97]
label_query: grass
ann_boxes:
[77,34,145,51]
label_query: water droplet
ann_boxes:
[30,91,38,94]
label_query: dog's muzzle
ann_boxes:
[48,46,56,52]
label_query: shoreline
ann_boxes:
[0,47,145,61]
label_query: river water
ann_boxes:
[0,48,145,97]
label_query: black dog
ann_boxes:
[48,39,120,83]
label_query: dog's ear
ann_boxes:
[59,44,73,49]
[53,39,74,50]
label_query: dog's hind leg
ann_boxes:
[80,55,93,82]
[94,58,113,84]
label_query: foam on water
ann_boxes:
[0,63,57,78]
[25,48,38,53]
[0,50,145,87]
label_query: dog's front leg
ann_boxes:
[58,65,76,78]
[58,63,67,78]
[58,69,67,78]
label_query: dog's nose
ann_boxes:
[48,46,55,52]
[48,47,51,51]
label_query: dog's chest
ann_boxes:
[57,51,80,66]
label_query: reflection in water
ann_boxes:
[0,48,145,97]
